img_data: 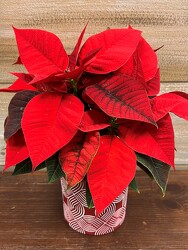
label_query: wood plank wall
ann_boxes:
[0,0,188,170]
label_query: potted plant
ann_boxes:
[1,24,188,235]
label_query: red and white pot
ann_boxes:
[61,178,128,235]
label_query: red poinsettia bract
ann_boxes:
[1,25,188,215]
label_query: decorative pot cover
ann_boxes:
[61,178,128,235]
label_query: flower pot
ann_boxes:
[60,178,128,235]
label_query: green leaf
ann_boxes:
[129,177,140,193]
[13,154,65,183]
[46,154,65,183]
[137,162,154,180]
[12,158,46,176]
[5,91,39,140]
[136,153,171,196]
[86,178,94,208]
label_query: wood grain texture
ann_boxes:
[0,171,187,250]
[0,0,188,83]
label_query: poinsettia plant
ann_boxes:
[1,24,188,215]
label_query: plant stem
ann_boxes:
[108,118,119,135]
[70,79,78,96]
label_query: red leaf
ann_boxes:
[119,114,175,167]
[79,47,102,67]
[29,64,92,92]
[28,75,67,93]
[58,64,91,81]
[82,74,107,88]
[151,92,188,121]
[4,130,29,171]
[87,135,136,215]
[172,91,188,99]
[136,38,158,82]
[21,93,84,168]
[85,74,156,125]
[64,48,102,81]
[146,68,160,96]
[116,42,159,95]
[153,114,175,168]
[0,73,36,92]
[11,72,34,82]
[78,28,141,74]
[82,90,95,104]
[115,49,144,82]
[35,82,67,93]
[13,27,69,76]
[69,23,88,71]
[59,131,100,187]
[13,56,22,65]
[79,110,110,132]
[127,25,158,85]
[29,74,59,86]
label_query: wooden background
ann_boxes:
[0,0,188,169]
[0,171,188,250]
